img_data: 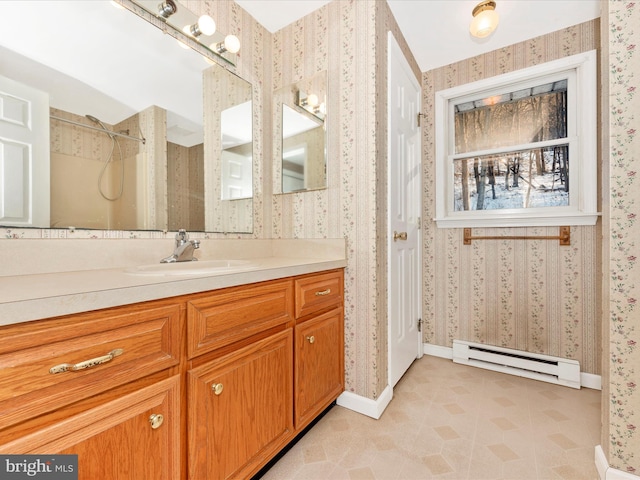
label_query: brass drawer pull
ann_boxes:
[49,348,124,374]
[212,383,224,395]
[314,288,331,296]
[306,335,315,344]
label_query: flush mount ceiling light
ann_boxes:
[469,0,499,38]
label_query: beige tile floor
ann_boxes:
[260,355,601,480]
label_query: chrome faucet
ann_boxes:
[160,229,200,263]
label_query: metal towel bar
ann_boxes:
[463,226,571,245]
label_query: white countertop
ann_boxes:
[0,238,346,326]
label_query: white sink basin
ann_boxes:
[125,259,257,276]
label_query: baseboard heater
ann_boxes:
[452,340,581,389]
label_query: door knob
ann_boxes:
[393,231,407,241]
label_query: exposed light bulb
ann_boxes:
[307,93,319,107]
[186,15,216,38]
[222,35,241,54]
[213,35,241,54]
[157,0,177,19]
[196,15,216,36]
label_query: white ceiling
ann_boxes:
[235,0,602,71]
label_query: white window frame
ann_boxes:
[434,50,598,228]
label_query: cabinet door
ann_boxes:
[188,329,293,480]
[0,376,181,480]
[295,308,344,429]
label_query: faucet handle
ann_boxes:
[175,229,188,245]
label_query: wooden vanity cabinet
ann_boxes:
[293,270,344,430]
[0,375,182,480]
[0,268,344,480]
[188,330,293,480]
[186,279,296,480]
[0,300,184,480]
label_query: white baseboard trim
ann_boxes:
[595,445,640,480]
[423,343,453,359]
[582,372,602,390]
[423,343,602,390]
[336,385,393,419]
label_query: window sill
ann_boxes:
[434,212,600,229]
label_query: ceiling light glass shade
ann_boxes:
[469,1,499,38]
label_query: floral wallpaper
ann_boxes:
[421,21,601,375]
[606,0,639,473]
[270,0,418,399]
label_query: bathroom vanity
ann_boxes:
[0,238,345,479]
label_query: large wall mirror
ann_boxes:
[0,0,253,233]
[274,71,327,194]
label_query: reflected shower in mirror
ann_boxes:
[274,71,327,194]
[0,0,252,233]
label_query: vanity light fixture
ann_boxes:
[212,35,241,54]
[297,91,325,120]
[184,14,216,38]
[469,0,499,38]
[157,0,177,20]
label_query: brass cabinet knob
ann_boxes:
[149,413,164,429]
[306,335,315,344]
[212,383,224,395]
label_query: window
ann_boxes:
[434,50,598,228]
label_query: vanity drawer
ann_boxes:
[0,303,181,429]
[294,270,344,320]
[187,279,294,359]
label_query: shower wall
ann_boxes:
[49,107,165,231]
[167,141,204,231]
[50,108,119,229]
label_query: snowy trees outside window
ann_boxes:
[434,50,598,228]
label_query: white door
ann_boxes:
[0,74,50,227]
[388,32,422,388]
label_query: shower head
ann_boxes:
[86,114,115,139]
